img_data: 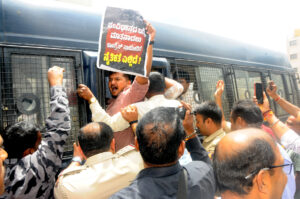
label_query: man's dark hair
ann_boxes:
[231,100,263,128]
[108,71,131,81]
[136,107,186,165]
[78,122,113,157]
[173,70,190,83]
[148,72,166,94]
[213,137,276,195]
[194,101,222,125]
[2,121,39,159]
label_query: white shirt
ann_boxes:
[179,83,199,111]
[90,94,181,132]
[54,146,143,199]
[281,129,300,154]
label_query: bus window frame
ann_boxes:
[232,67,263,101]
[169,58,233,119]
[269,71,294,119]
[1,46,87,158]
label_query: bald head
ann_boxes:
[216,128,276,161]
[213,128,277,195]
[78,122,113,157]
[81,122,101,135]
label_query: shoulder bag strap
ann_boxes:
[177,167,188,199]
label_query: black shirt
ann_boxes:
[110,137,216,199]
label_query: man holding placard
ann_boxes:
[78,7,155,151]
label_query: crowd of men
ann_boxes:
[1,22,300,199]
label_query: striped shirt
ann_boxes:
[1,86,70,199]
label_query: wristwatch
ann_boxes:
[72,156,82,164]
[88,97,96,104]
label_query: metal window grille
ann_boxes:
[195,64,231,119]
[233,70,261,101]
[171,63,199,109]
[1,47,84,158]
[171,62,231,120]
[271,73,288,117]
[284,74,295,105]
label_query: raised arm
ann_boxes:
[164,77,184,99]
[135,21,156,84]
[33,66,71,176]
[181,101,211,164]
[214,80,229,132]
[255,92,300,154]
[267,80,300,119]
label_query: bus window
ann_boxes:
[234,70,261,100]
[195,65,230,119]
[170,64,198,110]
[284,74,295,104]
[1,48,83,158]
[271,74,288,117]
[289,74,300,105]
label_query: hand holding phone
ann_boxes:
[254,83,263,104]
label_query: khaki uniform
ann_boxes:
[202,128,226,155]
[54,146,143,199]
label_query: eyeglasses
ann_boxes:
[245,163,293,180]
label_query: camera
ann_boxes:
[176,107,186,120]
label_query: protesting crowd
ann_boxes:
[1,20,300,199]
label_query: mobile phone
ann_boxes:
[254,83,263,104]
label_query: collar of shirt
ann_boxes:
[136,162,181,179]
[145,94,166,101]
[203,128,225,143]
[84,152,114,166]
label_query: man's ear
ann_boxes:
[256,170,270,194]
[236,117,248,128]
[110,138,116,154]
[22,148,32,157]
[135,137,139,152]
[205,118,213,125]
[75,142,87,160]
[35,132,42,148]
[127,79,131,86]
[178,141,185,159]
